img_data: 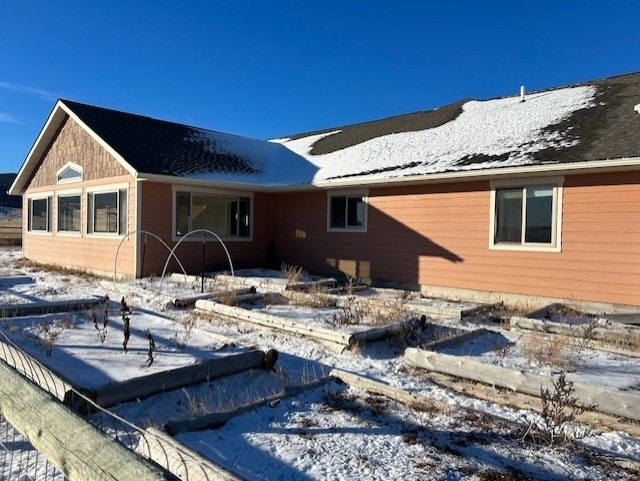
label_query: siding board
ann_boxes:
[273,173,640,306]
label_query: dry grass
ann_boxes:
[599,329,640,353]
[26,316,75,356]
[521,331,572,369]
[331,291,411,327]
[263,292,289,306]
[215,289,239,306]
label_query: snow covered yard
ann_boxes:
[1,247,640,480]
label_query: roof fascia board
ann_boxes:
[138,157,640,193]
[9,101,66,195]
[136,172,321,192]
[309,158,640,188]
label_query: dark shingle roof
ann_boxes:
[288,99,469,156]
[62,100,264,177]
[285,71,640,173]
[534,72,640,163]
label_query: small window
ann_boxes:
[57,163,83,183]
[87,189,127,235]
[58,195,81,232]
[491,180,561,250]
[28,197,51,232]
[328,194,366,231]
[175,191,252,238]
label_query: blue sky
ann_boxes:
[1,1,639,174]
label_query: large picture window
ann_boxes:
[58,195,81,232]
[491,179,562,250]
[28,197,51,232]
[328,193,366,231]
[175,191,251,238]
[87,189,127,235]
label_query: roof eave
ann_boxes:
[136,172,320,192]
[310,157,640,188]
[9,101,67,195]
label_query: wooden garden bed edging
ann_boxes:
[0,276,34,288]
[196,299,423,351]
[173,287,258,308]
[163,377,331,435]
[140,427,244,481]
[510,316,640,350]
[196,299,354,347]
[403,347,640,421]
[0,361,177,481]
[0,295,108,318]
[329,368,447,412]
[421,328,491,351]
[72,350,268,411]
[349,317,425,345]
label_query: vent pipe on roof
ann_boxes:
[635,103,640,114]
[520,85,525,102]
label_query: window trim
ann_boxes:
[489,177,563,252]
[56,188,82,236]
[326,190,368,233]
[171,186,254,242]
[56,162,83,184]
[27,193,53,234]
[86,184,128,238]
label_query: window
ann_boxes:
[58,195,81,232]
[87,189,127,235]
[175,191,251,238]
[491,179,562,250]
[328,193,366,231]
[28,197,51,232]
[57,162,83,183]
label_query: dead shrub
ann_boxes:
[332,292,411,326]
[520,371,592,447]
[281,262,306,287]
[29,317,74,356]
[570,319,598,359]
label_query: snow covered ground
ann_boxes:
[1,247,639,480]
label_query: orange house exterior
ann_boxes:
[9,72,640,308]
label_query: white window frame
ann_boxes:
[327,190,368,233]
[56,161,83,184]
[57,188,82,236]
[86,184,128,238]
[489,176,563,252]
[171,186,254,242]
[26,193,53,234]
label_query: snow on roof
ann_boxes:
[275,85,597,183]
[182,127,318,187]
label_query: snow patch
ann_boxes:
[279,86,597,182]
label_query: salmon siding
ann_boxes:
[9,72,640,306]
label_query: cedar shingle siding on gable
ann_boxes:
[29,116,128,189]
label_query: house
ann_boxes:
[9,72,640,307]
